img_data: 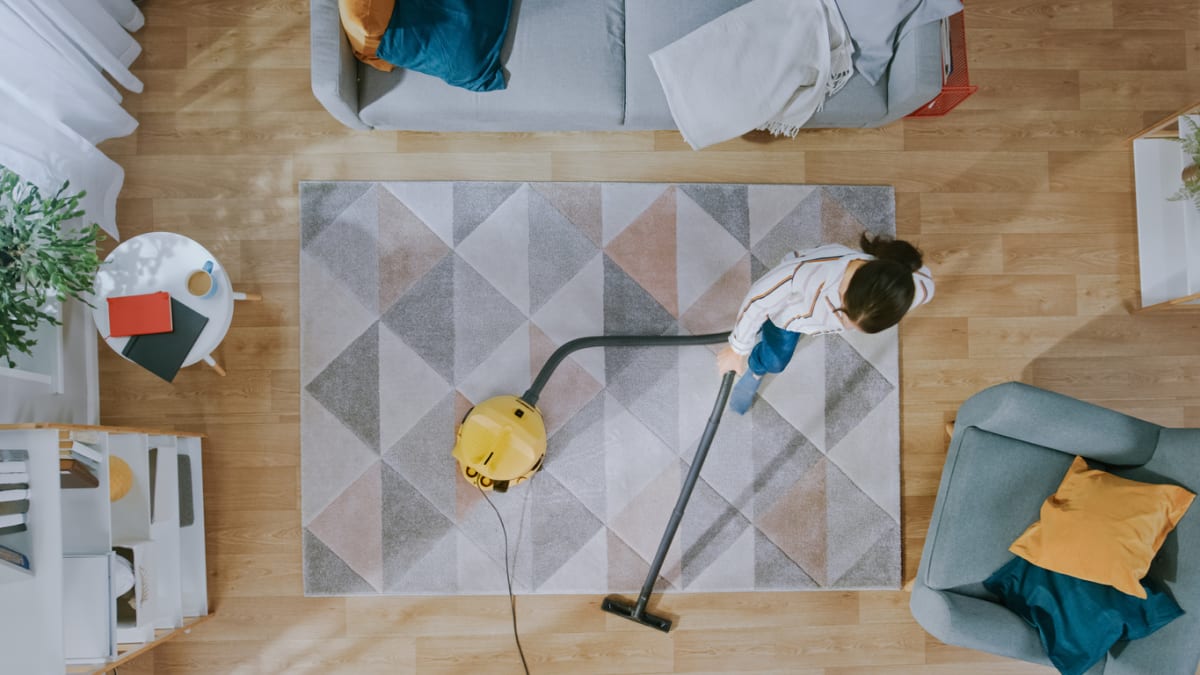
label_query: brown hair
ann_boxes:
[842,233,923,334]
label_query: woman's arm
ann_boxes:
[911,266,935,309]
[728,260,801,353]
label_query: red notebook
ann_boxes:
[107,291,173,337]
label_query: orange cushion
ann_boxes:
[1010,456,1194,599]
[338,0,396,72]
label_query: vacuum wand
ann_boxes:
[601,369,737,633]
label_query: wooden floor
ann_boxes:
[102,1,1200,672]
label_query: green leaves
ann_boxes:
[1170,117,1200,210]
[1,166,105,368]
[1179,117,1200,163]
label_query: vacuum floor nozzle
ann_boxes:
[600,596,673,633]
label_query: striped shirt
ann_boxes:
[728,244,935,355]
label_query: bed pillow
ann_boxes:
[833,0,963,85]
[338,0,397,72]
[1010,456,1194,599]
[376,0,512,92]
[984,556,1183,675]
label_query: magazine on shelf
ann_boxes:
[0,472,29,486]
[0,499,29,516]
[0,543,29,569]
[0,489,30,503]
[0,512,26,534]
[61,459,99,489]
[0,513,25,528]
[0,448,29,474]
[70,441,103,464]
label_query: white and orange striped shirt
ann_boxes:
[728,244,935,355]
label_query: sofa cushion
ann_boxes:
[805,73,888,127]
[923,426,1073,592]
[624,0,887,131]
[834,0,962,85]
[359,0,624,130]
[623,0,748,131]
[1010,456,1194,599]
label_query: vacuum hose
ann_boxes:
[521,332,731,407]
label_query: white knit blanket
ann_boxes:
[650,0,853,150]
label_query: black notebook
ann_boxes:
[121,298,209,382]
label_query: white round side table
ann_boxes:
[91,232,258,377]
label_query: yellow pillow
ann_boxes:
[1010,456,1194,599]
[109,455,134,502]
[338,0,396,72]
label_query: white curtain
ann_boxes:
[0,0,145,240]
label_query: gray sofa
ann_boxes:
[911,382,1200,675]
[311,0,944,132]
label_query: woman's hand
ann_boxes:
[716,345,748,376]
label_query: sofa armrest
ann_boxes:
[310,0,370,130]
[910,583,1051,667]
[880,20,945,125]
[956,382,1161,466]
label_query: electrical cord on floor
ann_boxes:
[478,486,531,675]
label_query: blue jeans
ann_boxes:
[747,320,802,376]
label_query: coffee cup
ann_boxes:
[187,261,218,299]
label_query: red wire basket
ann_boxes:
[907,10,978,117]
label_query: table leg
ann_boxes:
[202,354,227,377]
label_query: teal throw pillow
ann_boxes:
[984,556,1184,675]
[377,0,513,92]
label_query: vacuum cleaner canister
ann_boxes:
[452,395,546,492]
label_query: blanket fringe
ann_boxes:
[827,67,852,98]
[758,120,804,138]
[760,62,848,138]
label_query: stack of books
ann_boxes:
[61,441,101,490]
[107,292,209,382]
[0,450,29,535]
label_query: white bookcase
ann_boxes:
[1133,103,1200,311]
[0,424,211,674]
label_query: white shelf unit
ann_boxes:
[0,299,64,391]
[148,435,184,631]
[1133,110,1200,310]
[177,437,208,619]
[0,424,211,675]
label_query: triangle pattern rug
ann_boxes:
[300,181,900,596]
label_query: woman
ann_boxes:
[717,233,935,414]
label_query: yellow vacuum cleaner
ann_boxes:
[451,330,737,633]
[452,395,545,492]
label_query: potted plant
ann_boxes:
[0,166,104,368]
[1171,116,1200,210]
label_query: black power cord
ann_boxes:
[478,486,530,675]
[470,332,729,669]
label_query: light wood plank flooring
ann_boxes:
[102,1,1199,672]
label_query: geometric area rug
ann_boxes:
[299,181,900,596]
